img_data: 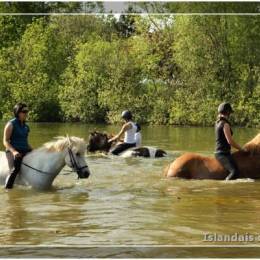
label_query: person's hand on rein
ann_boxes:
[13,150,21,158]
[108,138,114,143]
[239,147,249,155]
[108,135,118,143]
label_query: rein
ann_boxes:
[21,147,88,175]
[68,147,89,174]
[22,162,51,175]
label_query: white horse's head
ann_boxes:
[42,136,90,179]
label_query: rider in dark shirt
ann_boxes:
[3,103,32,189]
[215,102,246,180]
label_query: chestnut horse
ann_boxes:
[165,133,260,179]
[87,131,167,158]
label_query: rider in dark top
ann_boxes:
[215,102,246,180]
[3,103,32,189]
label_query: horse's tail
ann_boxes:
[155,149,167,157]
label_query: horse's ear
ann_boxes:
[66,135,72,148]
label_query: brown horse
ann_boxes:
[165,133,260,180]
[87,131,167,158]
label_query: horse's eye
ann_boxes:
[76,152,80,156]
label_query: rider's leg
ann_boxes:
[111,143,136,155]
[5,153,24,189]
[215,153,240,180]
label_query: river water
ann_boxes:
[0,123,259,257]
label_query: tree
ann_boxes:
[58,37,111,122]
[0,18,70,121]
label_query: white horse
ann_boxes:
[0,136,90,190]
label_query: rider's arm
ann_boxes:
[109,123,132,143]
[3,122,20,156]
[223,123,243,151]
[26,125,33,151]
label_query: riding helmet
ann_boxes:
[218,102,234,114]
[13,103,28,118]
[121,110,132,120]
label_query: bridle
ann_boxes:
[67,147,89,176]
[67,137,89,177]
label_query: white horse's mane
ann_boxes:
[40,136,86,154]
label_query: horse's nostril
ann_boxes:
[78,170,90,179]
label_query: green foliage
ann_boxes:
[0,5,259,126]
[58,37,111,122]
[0,18,66,121]
[97,38,150,123]
[113,14,136,38]
[171,15,260,126]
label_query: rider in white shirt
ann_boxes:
[108,110,137,155]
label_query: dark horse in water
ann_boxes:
[87,131,167,158]
[165,133,260,179]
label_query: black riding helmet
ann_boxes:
[121,110,132,121]
[218,102,234,114]
[13,103,29,118]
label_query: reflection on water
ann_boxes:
[0,123,259,257]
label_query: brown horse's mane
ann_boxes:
[243,133,260,155]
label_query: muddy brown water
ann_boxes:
[0,123,259,257]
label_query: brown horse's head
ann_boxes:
[87,131,112,153]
